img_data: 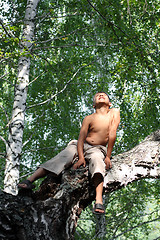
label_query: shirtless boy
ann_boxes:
[18,92,120,215]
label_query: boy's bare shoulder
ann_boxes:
[84,113,95,121]
[110,108,120,118]
[110,108,120,115]
[82,113,94,122]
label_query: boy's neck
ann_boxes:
[95,105,110,114]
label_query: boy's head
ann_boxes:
[93,92,111,109]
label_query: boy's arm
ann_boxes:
[73,116,90,169]
[105,108,120,169]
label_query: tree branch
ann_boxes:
[86,0,154,63]
[0,18,15,38]
[35,27,89,45]
[29,70,47,86]
[104,130,160,191]
[27,62,93,109]
[0,104,10,123]
[32,43,106,51]
[0,135,7,146]
[86,0,127,36]
[114,216,160,239]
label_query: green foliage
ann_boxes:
[0,0,159,238]
[76,179,160,239]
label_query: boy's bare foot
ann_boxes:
[93,203,105,215]
[18,180,35,190]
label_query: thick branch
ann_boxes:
[0,130,159,240]
[104,130,160,191]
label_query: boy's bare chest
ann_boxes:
[89,115,111,132]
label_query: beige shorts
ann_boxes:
[40,140,107,178]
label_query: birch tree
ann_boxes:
[4,0,40,195]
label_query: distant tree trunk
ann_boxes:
[4,0,40,195]
[0,130,159,240]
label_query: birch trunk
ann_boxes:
[4,0,40,195]
[0,130,159,240]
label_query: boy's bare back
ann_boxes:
[85,108,120,146]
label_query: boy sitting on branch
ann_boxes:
[19,92,120,215]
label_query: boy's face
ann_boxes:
[93,92,111,108]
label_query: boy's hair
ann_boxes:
[93,91,111,107]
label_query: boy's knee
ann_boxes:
[93,172,103,181]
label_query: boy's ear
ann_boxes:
[93,105,95,108]
[109,102,112,107]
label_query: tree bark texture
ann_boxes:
[0,130,159,240]
[104,130,160,191]
[4,0,40,195]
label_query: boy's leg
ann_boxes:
[18,140,78,189]
[84,145,106,214]
[93,173,105,214]
[18,168,49,188]
[27,168,49,182]
[40,140,78,175]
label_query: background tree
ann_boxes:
[0,0,159,238]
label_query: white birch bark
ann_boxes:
[103,130,160,189]
[4,0,40,195]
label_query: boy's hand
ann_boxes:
[105,156,112,170]
[73,158,86,169]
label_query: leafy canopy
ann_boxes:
[0,0,159,238]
